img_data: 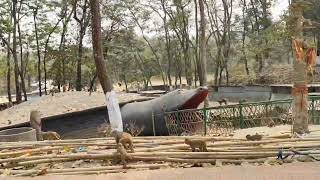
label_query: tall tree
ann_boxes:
[32,4,42,96]
[17,0,27,101]
[0,1,13,103]
[198,0,207,86]
[74,0,90,91]
[206,0,233,85]
[12,0,22,102]
[60,0,74,91]
[240,0,250,75]
[289,1,313,134]
[89,0,112,93]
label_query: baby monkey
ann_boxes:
[185,138,208,152]
[116,143,132,168]
[246,133,263,141]
[111,130,134,153]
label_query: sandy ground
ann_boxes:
[233,124,320,138]
[0,91,149,128]
[4,162,320,180]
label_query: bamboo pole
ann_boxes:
[2,163,169,176]
[0,147,62,158]
[45,170,126,176]
[0,153,115,164]
[0,150,305,165]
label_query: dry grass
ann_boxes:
[124,120,145,137]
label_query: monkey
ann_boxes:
[246,133,263,141]
[30,110,43,141]
[184,138,208,152]
[111,130,134,153]
[41,131,61,140]
[116,143,132,168]
[217,98,227,106]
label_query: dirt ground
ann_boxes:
[4,162,320,180]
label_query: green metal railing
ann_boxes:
[164,96,320,136]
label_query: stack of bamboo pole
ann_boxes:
[0,134,319,177]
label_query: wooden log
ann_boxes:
[0,151,289,165]
[0,153,115,164]
[132,157,265,164]
[17,158,71,167]
[264,134,292,139]
[134,138,320,152]
[46,170,126,176]
[0,147,62,158]
[207,143,320,152]
[2,137,320,150]
[1,163,169,176]
[0,141,153,150]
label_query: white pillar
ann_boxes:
[106,91,123,132]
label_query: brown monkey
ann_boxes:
[41,131,61,140]
[246,133,263,141]
[30,110,43,141]
[185,138,208,152]
[217,99,227,105]
[116,143,132,168]
[111,130,134,153]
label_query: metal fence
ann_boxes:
[164,96,320,136]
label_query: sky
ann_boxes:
[271,0,289,20]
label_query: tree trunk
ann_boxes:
[123,75,128,93]
[33,7,42,97]
[198,0,207,86]
[59,23,68,90]
[74,0,89,91]
[88,72,97,93]
[17,0,27,101]
[89,0,113,93]
[59,24,69,89]
[194,0,199,87]
[12,0,22,103]
[219,66,223,85]
[60,0,74,88]
[290,2,309,134]
[226,64,229,85]
[76,33,84,91]
[242,0,249,75]
[6,35,12,103]
[214,64,219,86]
[198,0,208,107]
[18,23,27,101]
[161,0,172,87]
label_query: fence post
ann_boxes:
[151,111,156,136]
[203,107,207,136]
[239,102,244,129]
[176,112,182,135]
